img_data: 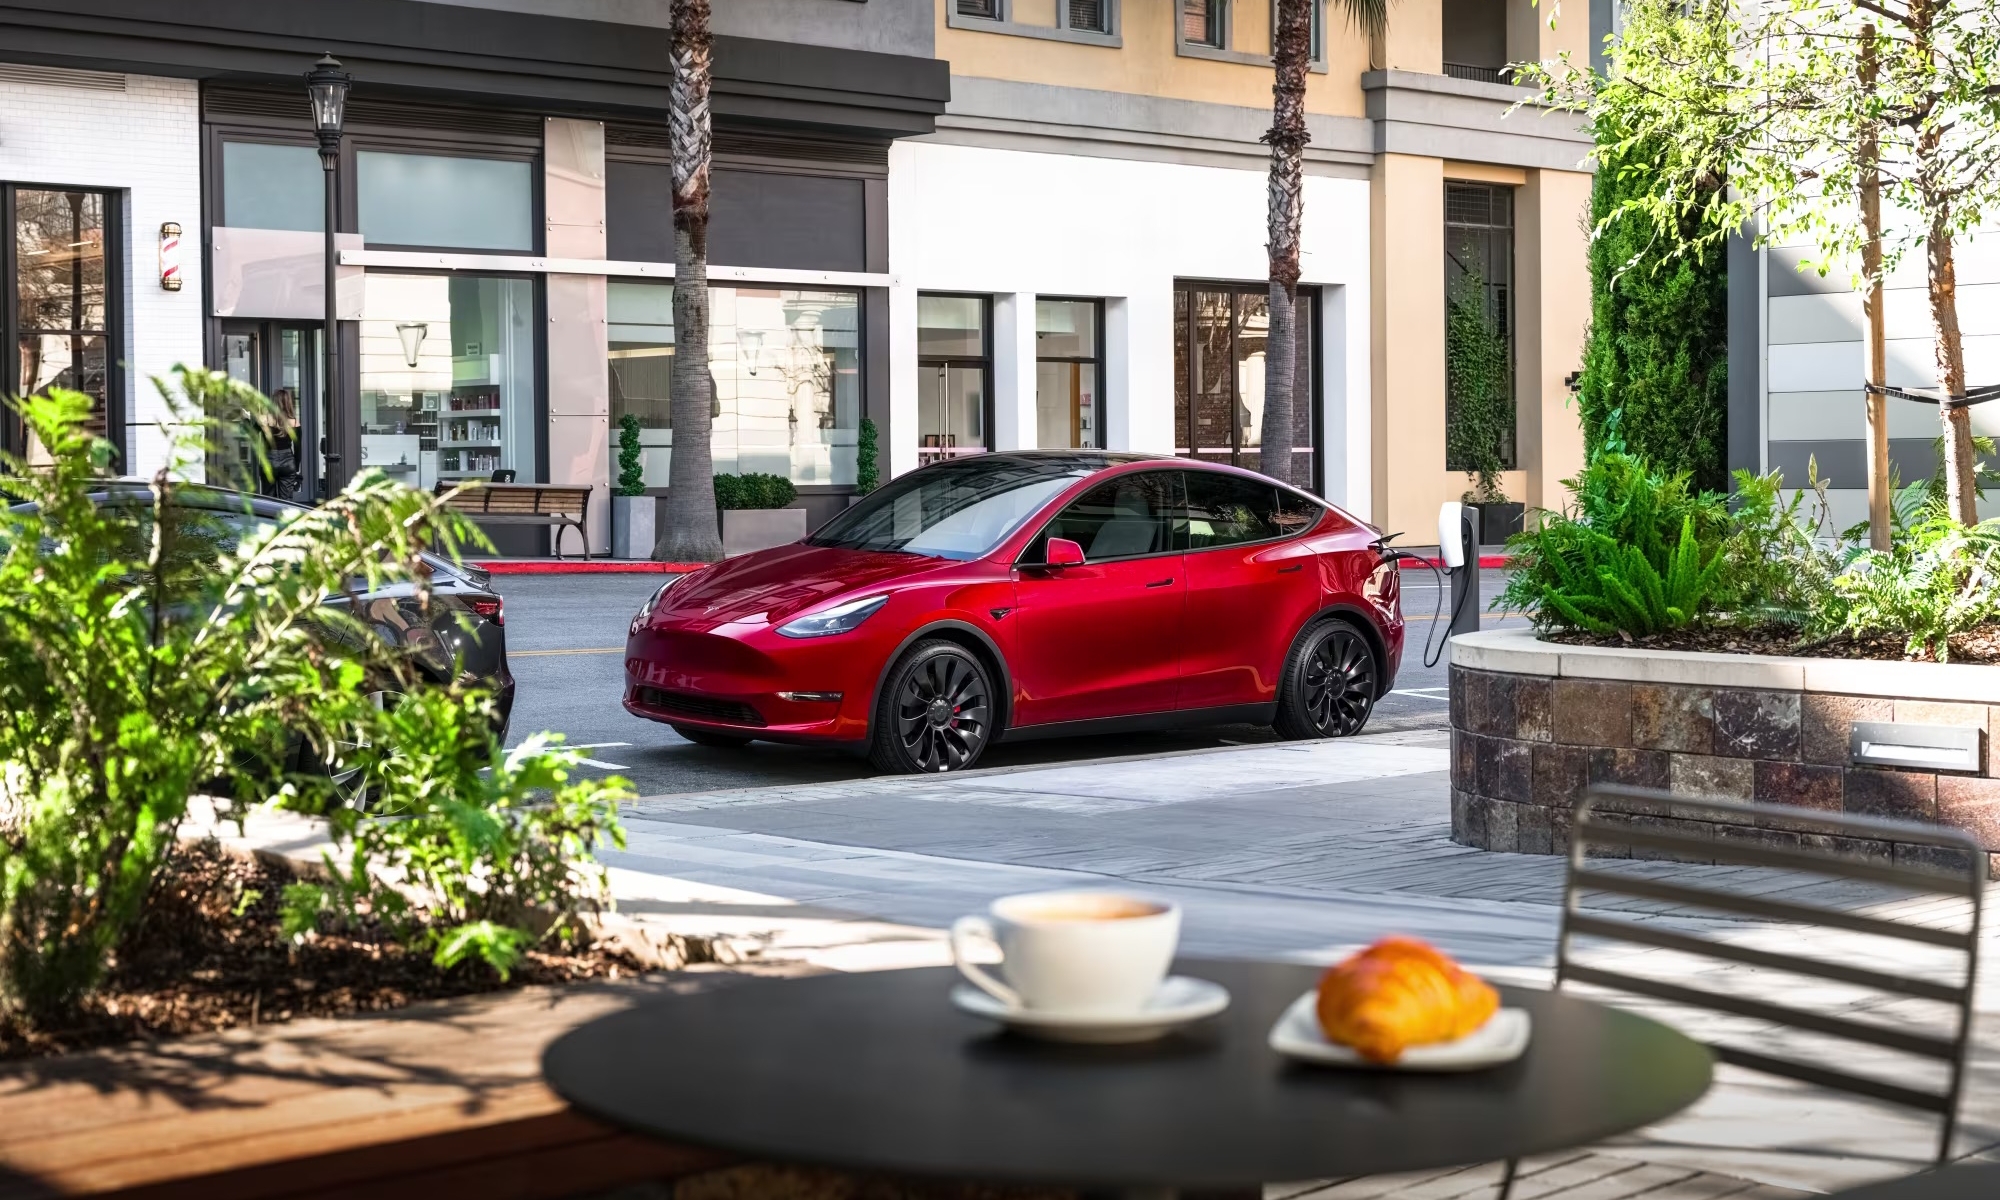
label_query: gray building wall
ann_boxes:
[416,0,934,57]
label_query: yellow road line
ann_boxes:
[512,647,625,657]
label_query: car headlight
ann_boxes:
[776,594,890,639]
[630,574,685,633]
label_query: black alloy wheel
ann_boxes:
[1275,621,1377,740]
[871,639,994,774]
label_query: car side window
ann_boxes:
[1275,489,1324,536]
[1182,471,1284,550]
[1023,471,1182,564]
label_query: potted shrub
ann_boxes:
[714,472,805,554]
[852,417,880,506]
[611,413,654,560]
[1445,269,1522,542]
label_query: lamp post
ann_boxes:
[306,53,351,495]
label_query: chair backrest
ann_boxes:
[1558,784,1984,1165]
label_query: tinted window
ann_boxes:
[1183,471,1283,549]
[357,152,534,251]
[1275,489,1326,536]
[808,457,1086,561]
[1026,471,1181,564]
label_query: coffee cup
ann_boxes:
[950,890,1180,1014]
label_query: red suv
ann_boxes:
[625,452,1403,773]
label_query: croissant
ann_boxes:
[1315,936,1499,1063]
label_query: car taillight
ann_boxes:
[468,597,504,626]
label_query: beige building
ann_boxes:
[918,0,1595,540]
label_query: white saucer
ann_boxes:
[1268,990,1531,1070]
[951,976,1231,1044]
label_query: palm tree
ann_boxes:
[654,0,723,562]
[1259,0,1386,485]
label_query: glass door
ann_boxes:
[214,324,262,488]
[216,321,322,499]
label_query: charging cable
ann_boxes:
[1373,544,1475,670]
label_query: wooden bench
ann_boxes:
[438,483,591,560]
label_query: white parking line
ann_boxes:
[1390,688,1452,703]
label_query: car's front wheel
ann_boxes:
[870,639,996,774]
[1274,620,1377,740]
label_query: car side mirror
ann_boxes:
[1045,537,1085,568]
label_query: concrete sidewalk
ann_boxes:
[197,731,2000,1197]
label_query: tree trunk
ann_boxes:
[1858,24,1891,550]
[1928,216,1977,525]
[1258,0,1313,485]
[654,0,723,563]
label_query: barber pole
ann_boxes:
[158,222,182,291]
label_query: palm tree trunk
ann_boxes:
[654,0,723,563]
[1258,0,1313,486]
[1858,24,1891,550]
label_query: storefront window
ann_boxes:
[9,187,114,449]
[1035,298,1101,449]
[357,151,535,251]
[918,294,990,464]
[358,273,538,489]
[608,282,862,487]
[221,141,323,231]
[1172,281,1317,488]
[1444,182,1517,470]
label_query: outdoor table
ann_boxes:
[543,959,1713,1196]
[1827,1165,2000,1200]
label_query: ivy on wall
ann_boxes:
[1446,269,1514,503]
[1577,136,1730,492]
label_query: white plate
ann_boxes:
[1267,991,1532,1070]
[951,975,1231,1044]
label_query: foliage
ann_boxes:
[712,472,797,510]
[1723,464,1848,630]
[279,690,629,978]
[855,417,881,495]
[1444,269,1513,504]
[1576,133,1729,492]
[1500,452,1734,636]
[1515,0,2000,522]
[1829,517,2000,662]
[615,413,646,498]
[0,372,481,1021]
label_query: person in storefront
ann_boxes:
[263,387,303,500]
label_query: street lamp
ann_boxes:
[306,53,351,495]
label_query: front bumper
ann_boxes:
[623,623,876,745]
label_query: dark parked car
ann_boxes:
[9,482,515,755]
[625,452,1403,773]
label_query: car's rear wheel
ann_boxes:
[870,639,995,774]
[1274,620,1377,740]
[674,725,753,749]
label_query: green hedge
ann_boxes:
[713,472,797,510]
[1577,136,1730,493]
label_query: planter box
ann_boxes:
[611,494,655,560]
[1446,628,2000,876]
[720,507,807,555]
[1472,502,1524,542]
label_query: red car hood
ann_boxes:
[656,544,948,630]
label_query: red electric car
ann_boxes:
[624,452,1403,773]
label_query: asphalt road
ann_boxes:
[496,567,1523,798]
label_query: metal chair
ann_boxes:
[1497,784,1984,1199]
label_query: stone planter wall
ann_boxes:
[1449,629,2000,876]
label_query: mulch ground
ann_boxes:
[1541,622,2000,663]
[0,840,651,1060]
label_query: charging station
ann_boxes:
[1435,502,1481,639]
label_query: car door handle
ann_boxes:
[1146,577,1176,588]
[1277,564,1304,574]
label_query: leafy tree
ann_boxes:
[1519,0,2000,525]
[1576,135,1730,493]
[655,0,723,562]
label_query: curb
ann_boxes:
[474,560,705,575]
[1400,555,1512,570]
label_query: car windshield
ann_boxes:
[808,457,1104,560]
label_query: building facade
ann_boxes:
[2,0,1595,551]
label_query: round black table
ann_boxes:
[1829,1165,2000,1200]
[543,960,1712,1193]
